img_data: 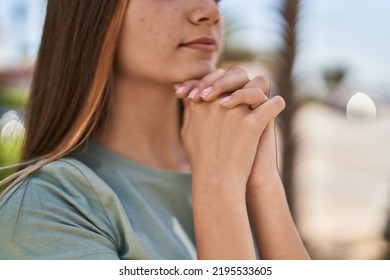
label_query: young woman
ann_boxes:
[0,0,309,260]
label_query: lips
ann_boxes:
[180,36,218,52]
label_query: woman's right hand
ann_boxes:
[178,65,285,193]
[180,86,285,194]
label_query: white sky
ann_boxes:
[0,0,389,94]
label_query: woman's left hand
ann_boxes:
[175,65,269,109]
[175,65,284,190]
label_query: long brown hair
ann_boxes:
[0,0,129,195]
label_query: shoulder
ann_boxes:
[2,158,117,213]
[37,157,107,191]
[33,158,129,224]
[1,158,101,203]
[0,158,128,259]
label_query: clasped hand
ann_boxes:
[175,65,285,195]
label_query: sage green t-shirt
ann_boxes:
[0,142,195,259]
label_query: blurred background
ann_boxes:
[1,0,390,259]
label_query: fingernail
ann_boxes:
[188,88,199,99]
[219,96,232,105]
[200,86,213,99]
[176,85,187,95]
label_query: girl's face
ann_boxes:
[116,0,223,84]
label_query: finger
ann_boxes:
[200,70,250,101]
[218,87,268,109]
[242,75,271,97]
[189,68,226,102]
[186,65,248,101]
[175,80,198,99]
[174,69,226,99]
[224,64,249,76]
[184,65,249,102]
[218,75,271,109]
[239,75,271,109]
[250,96,285,129]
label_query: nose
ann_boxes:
[189,0,220,26]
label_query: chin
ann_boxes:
[181,63,217,81]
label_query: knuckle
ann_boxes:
[202,69,225,85]
[211,79,224,92]
[253,75,269,84]
[231,88,260,105]
[253,75,271,90]
[196,80,208,90]
[227,65,249,79]
[226,65,250,83]
[216,68,226,75]
[237,71,250,83]
[254,88,268,103]
[228,64,245,73]
[230,89,247,101]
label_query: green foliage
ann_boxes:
[322,66,348,89]
[0,87,29,108]
[0,87,27,182]
[0,131,23,164]
[0,124,24,182]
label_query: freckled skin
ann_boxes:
[115,0,222,85]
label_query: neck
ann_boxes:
[97,76,190,172]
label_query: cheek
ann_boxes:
[143,6,178,36]
[116,19,167,66]
[135,15,176,52]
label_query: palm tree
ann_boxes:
[273,0,301,215]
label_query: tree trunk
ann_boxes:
[274,0,300,217]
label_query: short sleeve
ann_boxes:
[0,159,126,260]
